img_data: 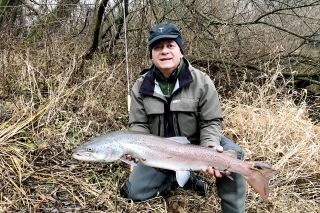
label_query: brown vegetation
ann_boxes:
[1,0,320,212]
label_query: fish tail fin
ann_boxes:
[244,161,277,199]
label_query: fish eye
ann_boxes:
[86,147,93,152]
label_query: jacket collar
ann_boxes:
[139,58,193,96]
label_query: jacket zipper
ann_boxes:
[173,113,181,136]
[158,114,163,136]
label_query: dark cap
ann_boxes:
[148,23,184,54]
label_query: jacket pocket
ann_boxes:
[170,98,199,139]
[143,96,164,115]
[170,97,198,112]
[143,96,164,136]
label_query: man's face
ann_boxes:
[151,39,183,77]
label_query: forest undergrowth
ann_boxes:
[0,39,319,213]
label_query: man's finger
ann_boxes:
[206,166,214,175]
[215,146,223,153]
[214,169,223,178]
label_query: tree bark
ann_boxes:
[83,0,110,60]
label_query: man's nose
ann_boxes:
[161,46,170,54]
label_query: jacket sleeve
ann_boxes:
[128,79,150,134]
[198,74,223,148]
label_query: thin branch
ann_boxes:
[186,1,320,43]
[254,21,318,42]
[294,76,320,85]
[252,1,320,23]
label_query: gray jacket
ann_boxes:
[129,58,223,147]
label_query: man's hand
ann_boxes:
[201,145,231,178]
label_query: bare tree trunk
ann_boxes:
[83,0,129,59]
[83,0,110,60]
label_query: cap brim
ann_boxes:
[148,35,179,46]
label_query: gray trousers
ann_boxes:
[120,136,246,213]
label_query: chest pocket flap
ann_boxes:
[143,96,164,115]
[170,98,198,112]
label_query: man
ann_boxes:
[120,23,246,213]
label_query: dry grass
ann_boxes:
[0,40,319,213]
[222,84,320,213]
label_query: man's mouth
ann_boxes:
[160,58,171,61]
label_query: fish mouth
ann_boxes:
[72,153,96,161]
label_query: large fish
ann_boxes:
[73,130,277,198]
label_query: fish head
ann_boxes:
[72,136,124,162]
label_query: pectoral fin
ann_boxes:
[176,171,190,187]
[120,157,137,166]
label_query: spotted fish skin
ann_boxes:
[72,130,277,198]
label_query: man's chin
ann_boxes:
[158,67,175,72]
